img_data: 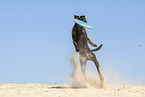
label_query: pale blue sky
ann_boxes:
[0,0,145,85]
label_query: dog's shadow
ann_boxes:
[50,86,84,89]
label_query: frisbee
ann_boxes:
[74,19,93,30]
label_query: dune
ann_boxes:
[0,83,145,97]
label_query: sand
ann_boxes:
[0,83,145,97]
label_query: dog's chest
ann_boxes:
[78,29,88,47]
[80,29,87,40]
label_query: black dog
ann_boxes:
[72,15,104,82]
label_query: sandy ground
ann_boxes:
[0,83,145,97]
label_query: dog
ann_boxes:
[72,15,104,83]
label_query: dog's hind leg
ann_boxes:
[93,58,104,82]
[92,57,104,88]
[88,52,104,82]
[79,55,87,81]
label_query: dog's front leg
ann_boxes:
[87,38,97,47]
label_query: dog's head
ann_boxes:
[74,15,87,23]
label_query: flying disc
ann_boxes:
[74,19,93,30]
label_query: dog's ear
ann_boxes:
[80,15,87,23]
[74,15,79,19]
[80,15,85,19]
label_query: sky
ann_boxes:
[0,0,145,85]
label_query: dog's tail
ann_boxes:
[91,44,103,52]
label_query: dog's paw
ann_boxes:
[76,49,79,52]
[93,44,97,47]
